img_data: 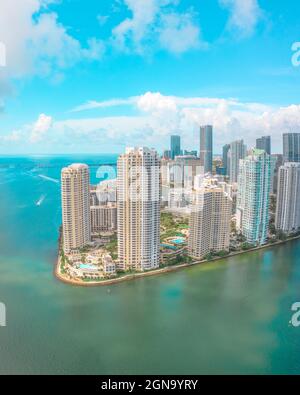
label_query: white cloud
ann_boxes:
[71,92,242,114]
[30,113,53,142]
[158,12,203,54]
[97,15,109,26]
[137,91,177,114]
[0,130,23,143]
[220,0,263,37]
[70,97,138,112]
[3,93,300,153]
[112,0,165,53]
[0,0,104,84]
[111,0,203,54]
[53,100,300,153]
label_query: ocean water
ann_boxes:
[0,155,300,374]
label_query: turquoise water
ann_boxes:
[171,238,185,244]
[0,155,300,374]
[79,264,98,270]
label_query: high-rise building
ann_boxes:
[271,154,283,194]
[275,162,300,233]
[200,125,213,173]
[228,140,247,183]
[222,144,230,175]
[236,149,271,245]
[61,164,91,253]
[256,135,271,155]
[188,178,232,259]
[283,133,300,162]
[170,135,181,159]
[117,147,160,271]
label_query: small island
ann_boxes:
[56,211,300,287]
[57,148,300,287]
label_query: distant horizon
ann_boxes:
[0,150,284,157]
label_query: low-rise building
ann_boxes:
[91,203,117,233]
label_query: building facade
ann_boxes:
[184,150,197,157]
[170,135,181,159]
[188,178,232,259]
[283,133,300,163]
[222,144,230,176]
[236,149,271,245]
[275,162,300,233]
[271,154,283,194]
[117,147,161,271]
[91,179,117,204]
[200,125,213,173]
[61,164,91,253]
[90,204,117,233]
[228,139,247,184]
[256,135,271,155]
[161,156,203,210]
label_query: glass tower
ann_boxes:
[256,135,271,155]
[283,133,300,163]
[170,135,181,159]
[200,125,213,173]
[236,149,271,245]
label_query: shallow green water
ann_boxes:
[0,156,299,374]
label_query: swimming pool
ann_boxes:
[171,238,185,244]
[79,264,98,271]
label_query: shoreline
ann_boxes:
[54,234,300,287]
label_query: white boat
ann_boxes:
[35,194,46,206]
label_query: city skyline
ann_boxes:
[59,128,300,269]
[1,1,300,155]
[2,1,300,378]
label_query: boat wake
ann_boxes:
[35,194,46,206]
[38,174,59,184]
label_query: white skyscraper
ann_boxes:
[188,178,232,259]
[61,164,91,253]
[117,147,160,271]
[236,149,271,245]
[275,162,300,233]
[228,139,247,183]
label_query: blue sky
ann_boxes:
[0,0,300,154]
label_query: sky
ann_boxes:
[0,0,300,155]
